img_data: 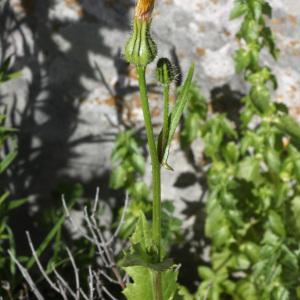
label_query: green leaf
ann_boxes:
[4,71,22,82]
[109,165,127,189]
[0,148,17,174]
[205,200,232,248]
[175,286,194,300]
[268,210,286,237]
[223,142,239,164]
[291,196,300,235]
[240,242,260,263]
[0,56,22,83]
[239,18,260,43]
[265,149,281,174]
[159,64,195,169]
[235,48,251,72]
[131,153,145,174]
[262,2,272,18]
[251,1,262,20]
[262,27,280,60]
[250,84,271,114]
[230,0,247,20]
[123,266,178,300]
[0,56,12,74]
[0,191,9,207]
[198,266,214,280]
[276,115,300,141]
[111,146,128,163]
[131,211,153,252]
[237,157,260,183]
[273,287,289,300]
[7,198,27,211]
[235,280,258,300]
[280,245,298,271]
[5,225,16,276]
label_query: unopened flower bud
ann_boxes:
[125,18,157,67]
[156,58,175,85]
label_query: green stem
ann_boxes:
[162,84,170,150]
[136,65,162,300]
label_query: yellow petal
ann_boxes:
[135,0,155,20]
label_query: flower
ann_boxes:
[135,0,155,20]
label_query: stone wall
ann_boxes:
[0,0,300,220]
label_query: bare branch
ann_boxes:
[25,231,60,293]
[83,207,110,266]
[57,283,68,300]
[93,271,105,300]
[65,247,80,300]
[91,187,100,218]
[102,286,118,300]
[99,270,120,285]
[88,266,94,300]
[90,215,125,289]
[8,250,45,300]
[52,266,78,299]
[62,196,95,244]
[13,189,127,299]
[106,192,129,245]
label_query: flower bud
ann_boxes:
[125,18,157,67]
[156,58,175,85]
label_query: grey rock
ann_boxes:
[0,0,300,223]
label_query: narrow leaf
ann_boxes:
[159,64,195,169]
[7,198,27,211]
[0,149,17,174]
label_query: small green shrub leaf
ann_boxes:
[109,165,127,189]
[237,157,260,183]
[276,115,300,141]
[235,49,251,73]
[230,0,247,20]
[268,210,286,237]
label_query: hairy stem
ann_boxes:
[136,65,162,300]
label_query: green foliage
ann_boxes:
[110,130,150,239]
[110,130,146,191]
[187,1,300,299]
[180,83,207,149]
[121,212,179,300]
[110,130,182,250]
[0,57,23,291]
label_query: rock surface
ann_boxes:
[0,0,300,220]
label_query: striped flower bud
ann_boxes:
[156,58,175,85]
[125,18,157,67]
